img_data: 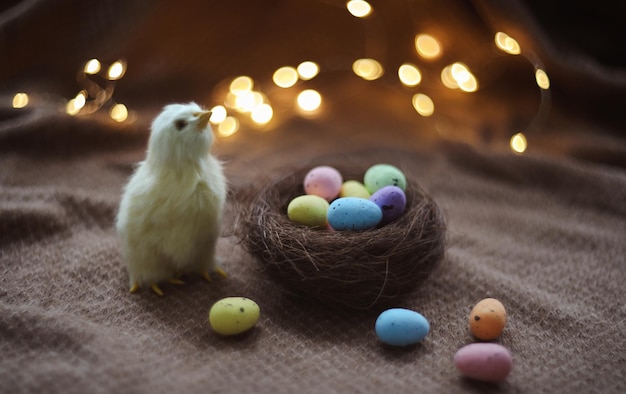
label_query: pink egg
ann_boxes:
[304,166,343,201]
[454,343,513,382]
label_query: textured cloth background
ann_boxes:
[1,0,626,393]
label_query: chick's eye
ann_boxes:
[174,119,188,131]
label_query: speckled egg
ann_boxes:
[369,185,407,224]
[363,164,407,194]
[469,298,507,340]
[208,297,260,336]
[287,195,329,227]
[375,308,430,346]
[454,343,513,382]
[340,180,371,199]
[326,197,382,231]
[304,165,343,201]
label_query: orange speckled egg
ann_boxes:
[469,298,507,340]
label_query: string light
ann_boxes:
[415,34,442,59]
[441,62,478,92]
[346,0,372,18]
[297,61,319,80]
[12,93,29,108]
[251,103,274,125]
[495,32,521,55]
[398,63,422,87]
[84,59,101,75]
[210,105,227,124]
[273,66,299,88]
[218,116,239,137]
[412,94,434,117]
[352,58,384,80]
[297,89,322,112]
[510,132,527,153]
[110,103,128,122]
[535,69,550,89]
[107,60,126,80]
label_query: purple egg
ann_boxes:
[369,185,406,224]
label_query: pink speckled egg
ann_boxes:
[454,343,513,382]
[304,166,343,201]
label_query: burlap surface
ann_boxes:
[1,1,625,392]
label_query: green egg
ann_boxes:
[340,180,371,199]
[209,297,260,336]
[287,195,329,227]
[364,164,407,194]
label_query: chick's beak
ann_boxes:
[196,110,213,130]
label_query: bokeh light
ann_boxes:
[510,133,527,153]
[273,66,299,88]
[107,60,126,80]
[110,103,128,122]
[297,61,319,80]
[251,103,274,125]
[84,59,101,75]
[218,116,239,137]
[347,0,372,18]
[297,89,322,112]
[209,105,227,124]
[535,69,550,89]
[229,76,254,94]
[495,32,521,55]
[352,58,384,81]
[415,34,442,59]
[12,93,29,108]
[398,63,422,87]
[412,93,434,116]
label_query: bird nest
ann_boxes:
[238,162,446,310]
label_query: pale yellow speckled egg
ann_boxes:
[208,297,260,336]
[287,194,329,227]
[340,180,371,199]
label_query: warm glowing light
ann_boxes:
[84,59,101,74]
[415,34,442,59]
[398,63,422,86]
[74,91,87,109]
[107,60,126,80]
[235,91,264,112]
[273,66,299,88]
[412,93,434,116]
[443,62,479,92]
[229,76,253,94]
[535,69,550,89]
[110,103,128,122]
[218,116,239,137]
[440,65,458,89]
[510,133,527,153]
[209,105,227,124]
[495,32,521,55]
[12,93,29,108]
[66,99,81,116]
[347,0,372,18]
[352,58,384,81]
[251,103,273,125]
[297,61,319,80]
[297,89,322,112]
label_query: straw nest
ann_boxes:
[238,162,446,310]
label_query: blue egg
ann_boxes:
[369,186,407,224]
[375,308,430,346]
[327,197,382,231]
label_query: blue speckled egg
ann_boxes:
[369,186,407,224]
[326,197,382,231]
[375,308,430,346]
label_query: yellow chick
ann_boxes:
[116,102,227,295]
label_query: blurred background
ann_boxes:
[1,0,625,163]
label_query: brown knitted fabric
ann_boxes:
[1,1,625,393]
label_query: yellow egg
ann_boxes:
[208,297,260,336]
[287,195,329,227]
[469,298,507,340]
[340,180,371,199]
